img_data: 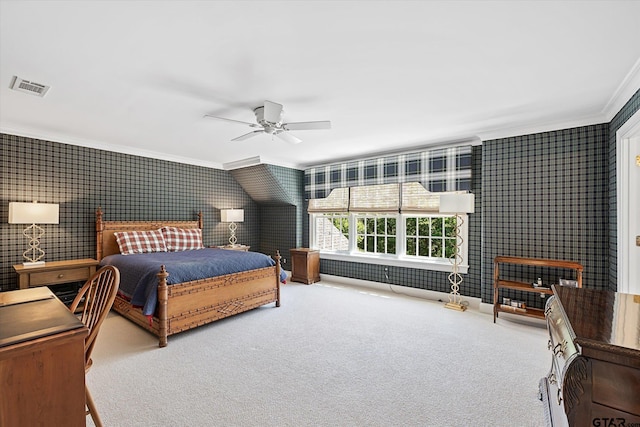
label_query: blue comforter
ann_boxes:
[100,248,284,316]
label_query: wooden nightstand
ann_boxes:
[215,245,250,251]
[290,248,320,284]
[13,259,99,290]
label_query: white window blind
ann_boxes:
[308,182,467,214]
[349,184,399,213]
[400,182,441,213]
[307,187,349,213]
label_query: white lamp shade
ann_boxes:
[438,193,474,214]
[9,202,59,224]
[220,209,244,223]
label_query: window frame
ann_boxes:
[353,213,398,256]
[310,212,470,273]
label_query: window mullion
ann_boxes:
[397,214,406,256]
[348,213,356,253]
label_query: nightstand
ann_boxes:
[215,245,250,251]
[290,248,320,284]
[13,259,99,290]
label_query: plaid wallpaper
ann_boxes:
[228,164,304,268]
[0,134,259,291]
[482,124,610,307]
[258,164,305,268]
[304,146,472,200]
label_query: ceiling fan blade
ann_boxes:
[263,100,283,123]
[232,130,264,141]
[275,131,302,144]
[283,120,332,131]
[204,114,260,128]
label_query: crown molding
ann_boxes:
[0,125,226,170]
[302,136,481,169]
[476,112,608,142]
[602,56,640,121]
[5,56,638,170]
[0,125,305,171]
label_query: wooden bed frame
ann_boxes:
[95,208,281,347]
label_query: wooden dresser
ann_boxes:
[0,287,88,427]
[540,286,640,426]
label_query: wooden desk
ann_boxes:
[0,287,88,427]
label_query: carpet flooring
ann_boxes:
[87,280,549,427]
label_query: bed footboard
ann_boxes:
[113,252,282,347]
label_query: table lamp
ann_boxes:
[220,209,244,246]
[9,201,60,266]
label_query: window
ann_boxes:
[313,213,349,251]
[405,215,457,258]
[355,214,396,254]
[309,184,471,272]
[310,212,467,271]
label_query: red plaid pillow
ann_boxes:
[114,230,167,255]
[160,226,204,251]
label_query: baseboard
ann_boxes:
[478,302,491,315]
[316,274,482,311]
[312,274,547,328]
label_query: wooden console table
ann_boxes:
[493,256,582,322]
[0,287,88,427]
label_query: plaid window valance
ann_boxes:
[305,146,472,200]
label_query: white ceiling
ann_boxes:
[1,1,639,170]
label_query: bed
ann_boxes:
[95,208,283,347]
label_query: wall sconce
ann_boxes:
[220,209,244,247]
[439,193,474,312]
[9,201,60,267]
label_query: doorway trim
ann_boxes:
[616,108,640,293]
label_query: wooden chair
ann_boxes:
[69,265,120,427]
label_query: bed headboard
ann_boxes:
[95,207,203,260]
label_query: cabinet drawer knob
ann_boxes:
[58,274,64,278]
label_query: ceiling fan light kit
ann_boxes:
[205,100,331,144]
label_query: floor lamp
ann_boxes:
[220,209,244,246]
[439,193,474,311]
[9,201,60,267]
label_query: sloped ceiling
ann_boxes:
[1,1,639,170]
[230,164,294,205]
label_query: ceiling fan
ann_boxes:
[204,100,331,144]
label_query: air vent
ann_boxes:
[10,76,50,97]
